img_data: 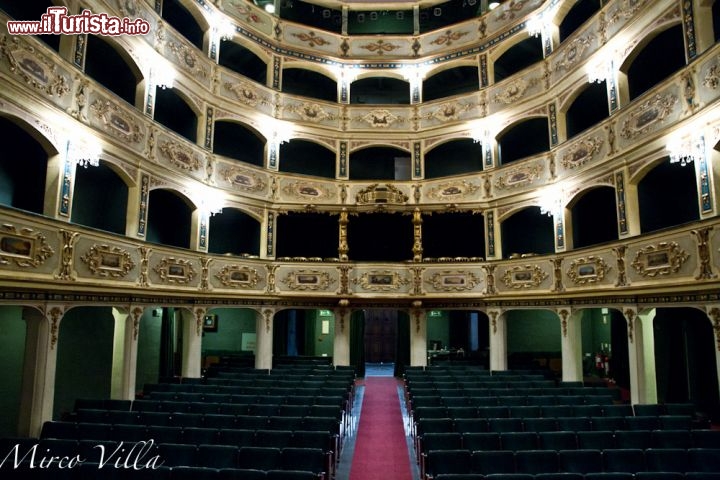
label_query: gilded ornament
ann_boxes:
[566,256,611,285]
[159,141,201,171]
[291,31,331,48]
[560,137,603,169]
[353,271,411,292]
[90,99,143,144]
[281,270,336,291]
[357,109,404,128]
[153,258,196,284]
[620,93,678,140]
[426,271,481,292]
[501,265,548,289]
[215,265,261,288]
[285,102,335,123]
[359,39,401,55]
[0,224,55,268]
[0,36,70,97]
[356,184,409,205]
[80,244,135,278]
[630,242,689,277]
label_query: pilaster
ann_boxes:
[333,302,351,366]
[488,309,507,371]
[178,307,204,378]
[558,308,583,382]
[410,307,427,367]
[256,308,274,370]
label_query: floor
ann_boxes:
[335,363,421,480]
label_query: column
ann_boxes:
[410,307,427,367]
[485,209,501,260]
[110,307,143,400]
[623,307,657,404]
[18,306,64,438]
[256,308,274,370]
[559,308,583,383]
[412,208,423,262]
[179,307,204,378]
[43,153,65,219]
[333,304,350,367]
[261,210,277,259]
[704,306,720,405]
[621,168,642,237]
[338,209,349,261]
[488,309,507,371]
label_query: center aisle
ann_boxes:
[349,377,413,480]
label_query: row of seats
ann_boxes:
[76,406,341,424]
[424,448,720,477]
[141,392,347,406]
[0,466,316,480]
[411,402,687,417]
[415,416,695,433]
[431,472,720,480]
[409,389,620,400]
[419,430,720,453]
[41,419,341,443]
[131,397,345,413]
[142,384,352,397]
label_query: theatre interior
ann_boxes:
[1,0,720,478]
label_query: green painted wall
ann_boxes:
[0,306,26,437]
[306,310,334,358]
[202,308,257,353]
[426,311,450,350]
[507,309,561,353]
[54,307,114,419]
[136,308,162,392]
[580,308,611,355]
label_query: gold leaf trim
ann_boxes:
[352,270,411,291]
[159,141,201,171]
[620,93,678,140]
[631,242,689,277]
[560,136,603,169]
[90,99,144,144]
[427,180,481,200]
[425,271,481,292]
[284,102,336,123]
[281,269,336,291]
[221,166,267,192]
[80,244,135,278]
[215,265,260,288]
[501,265,549,289]
[494,164,543,190]
[567,256,611,285]
[0,224,55,268]
[0,36,70,97]
[356,109,404,128]
[356,184,409,204]
[153,257,196,284]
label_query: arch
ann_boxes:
[54,306,115,419]
[567,185,618,249]
[0,115,55,214]
[423,64,480,102]
[202,307,258,361]
[276,211,338,259]
[154,87,199,143]
[425,309,490,367]
[504,308,562,372]
[492,34,544,82]
[282,67,338,102]
[350,75,410,105]
[0,111,60,156]
[146,188,194,249]
[636,156,699,233]
[497,116,550,165]
[349,145,412,180]
[273,308,336,358]
[71,160,129,235]
[619,22,686,101]
[84,34,143,107]
[208,207,261,256]
[424,138,483,179]
[561,80,610,139]
[161,0,209,50]
[213,119,267,167]
[557,0,602,43]
[218,39,269,85]
[500,206,554,258]
[279,138,336,179]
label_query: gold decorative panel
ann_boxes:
[282,180,334,200]
[631,242,689,277]
[425,270,481,292]
[153,258,196,284]
[567,256,611,285]
[159,141,201,171]
[221,166,267,192]
[427,180,481,200]
[560,136,603,169]
[0,36,70,97]
[356,184,409,205]
[501,265,548,289]
[494,163,543,190]
[620,93,678,140]
[0,224,54,268]
[215,265,260,288]
[89,98,144,144]
[281,270,336,291]
[80,244,135,278]
[353,271,411,292]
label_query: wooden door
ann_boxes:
[364,310,397,363]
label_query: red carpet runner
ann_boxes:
[349,377,413,480]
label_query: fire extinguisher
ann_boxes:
[595,352,603,370]
[603,353,610,376]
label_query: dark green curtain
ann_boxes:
[304,311,317,356]
[158,308,178,379]
[273,310,289,360]
[394,311,410,377]
[349,310,365,377]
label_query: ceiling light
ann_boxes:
[264,3,275,14]
[489,2,500,9]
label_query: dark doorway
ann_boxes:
[364,310,397,363]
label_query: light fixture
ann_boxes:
[587,56,613,84]
[539,185,564,217]
[264,3,275,14]
[667,134,705,166]
[67,139,102,168]
[213,12,236,40]
[199,187,224,216]
[489,2,500,9]
[151,62,176,90]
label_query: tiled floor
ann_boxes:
[334,364,420,480]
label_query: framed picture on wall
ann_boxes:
[203,314,218,332]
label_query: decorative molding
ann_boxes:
[153,257,196,284]
[221,166,267,192]
[488,310,499,334]
[708,307,720,351]
[501,265,548,289]
[620,93,678,140]
[215,265,261,289]
[623,308,636,343]
[554,35,595,72]
[159,141,201,171]
[138,246,150,287]
[281,269,336,291]
[425,271,481,292]
[282,180,333,200]
[424,101,475,123]
[494,163,543,190]
[427,180,481,200]
[492,77,541,104]
[290,31,331,48]
[352,270,410,292]
[551,257,564,292]
[263,308,273,333]
[692,227,716,280]
[80,244,135,278]
[567,256,611,285]
[223,79,271,107]
[0,224,55,268]
[483,264,496,295]
[561,137,603,169]
[56,230,78,281]
[356,184,409,205]
[631,242,689,277]
[199,257,212,291]
[89,99,143,144]
[284,102,336,123]
[48,306,64,350]
[130,306,143,340]
[167,41,208,78]
[358,39,401,55]
[0,36,70,97]
[558,309,570,337]
[613,245,628,287]
[356,109,405,128]
[430,29,470,47]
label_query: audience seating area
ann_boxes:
[1,359,355,480]
[405,366,719,480]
